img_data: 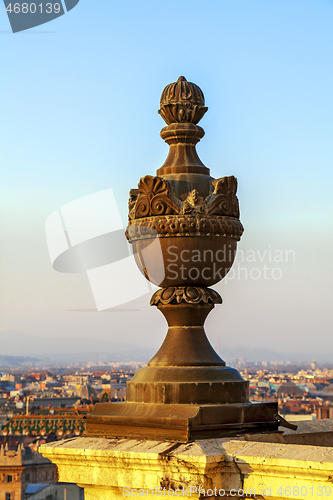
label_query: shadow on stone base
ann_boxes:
[84,401,279,442]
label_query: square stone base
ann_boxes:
[84,401,279,442]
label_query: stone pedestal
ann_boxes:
[82,76,280,440]
[85,293,278,441]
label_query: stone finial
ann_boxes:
[158,76,208,125]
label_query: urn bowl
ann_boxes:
[132,235,237,288]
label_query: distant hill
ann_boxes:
[0,331,330,365]
[0,355,40,367]
[0,331,155,362]
[221,347,306,364]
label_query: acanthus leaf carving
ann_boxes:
[131,175,181,220]
[213,176,238,195]
[129,175,241,221]
[182,189,206,215]
[206,176,240,218]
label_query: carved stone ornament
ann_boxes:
[128,174,241,222]
[159,76,208,125]
[131,175,181,220]
[126,215,244,242]
[150,286,222,306]
[206,176,240,218]
[183,189,206,214]
[85,76,280,442]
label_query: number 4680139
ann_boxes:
[6,3,61,14]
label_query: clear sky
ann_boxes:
[1,0,333,361]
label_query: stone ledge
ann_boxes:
[40,437,241,496]
[223,439,333,499]
[41,434,333,499]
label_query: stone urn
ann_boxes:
[85,77,279,441]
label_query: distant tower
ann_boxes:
[245,364,249,380]
[311,359,317,371]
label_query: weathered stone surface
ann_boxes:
[41,435,333,499]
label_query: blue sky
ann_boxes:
[1,0,332,360]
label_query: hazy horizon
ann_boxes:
[0,330,332,365]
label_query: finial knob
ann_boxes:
[159,76,208,125]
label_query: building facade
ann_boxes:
[0,444,55,500]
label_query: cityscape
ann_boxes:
[2,355,333,498]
